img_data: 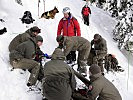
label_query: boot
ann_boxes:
[79,66,87,77]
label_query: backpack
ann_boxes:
[82,7,90,16]
[21,11,35,24]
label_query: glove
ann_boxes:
[43,53,51,59]
[58,43,64,49]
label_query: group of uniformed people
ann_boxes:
[8,6,122,100]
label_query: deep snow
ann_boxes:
[0,0,133,100]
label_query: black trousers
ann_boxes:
[66,51,76,61]
[83,15,89,26]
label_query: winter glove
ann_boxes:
[58,43,64,49]
[43,53,51,59]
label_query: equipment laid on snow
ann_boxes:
[20,11,35,24]
[0,27,7,35]
[104,54,124,73]
[0,19,5,22]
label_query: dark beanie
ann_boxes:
[89,64,101,75]
[94,34,100,39]
[36,35,43,42]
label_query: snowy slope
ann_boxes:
[0,0,133,100]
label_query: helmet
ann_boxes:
[56,35,64,42]
[36,35,43,42]
[62,7,70,13]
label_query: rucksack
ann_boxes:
[82,7,90,16]
[21,11,35,24]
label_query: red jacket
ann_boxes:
[57,17,81,36]
[82,6,91,16]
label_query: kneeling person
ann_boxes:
[42,48,76,100]
[87,64,122,100]
[9,35,43,86]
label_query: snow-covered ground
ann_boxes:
[0,0,133,100]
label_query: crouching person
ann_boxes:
[87,64,122,100]
[42,48,76,100]
[9,35,43,86]
[73,64,122,100]
[87,34,107,74]
[56,35,91,75]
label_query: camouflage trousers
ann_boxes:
[11,58,40,85]
[87,52,106,72]
[77,47,90,73]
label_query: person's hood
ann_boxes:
[51,48,66,60]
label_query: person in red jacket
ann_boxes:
[81,3,91,26]
[57,7,81,64]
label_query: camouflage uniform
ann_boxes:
[88,73,122,100]
[74,64,122,100]
[9,38,40,86]
[87,34,107,72]
[9,26,40,52]
[42,48,76,100]
[62,36,91,73]
[105,54,119,72]
[87,64,122,100]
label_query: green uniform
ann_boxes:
[87,36,107,72]
[42,48,76,100]
[87,73,122,100]
[9,38,40,85]
[63,36,91,73]
[9,29,36,52]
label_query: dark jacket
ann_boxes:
[43,59,76,91]
[42,48,76,100]
[9,29,36,52]
[43,59,76,100]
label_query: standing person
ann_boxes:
[9,26,41,52]
[56,35,91,75]
[42,48,76,100]
[81,3,91,26]
[57,7,81,64]
[9,35,43,86]
[87,34,107,74]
